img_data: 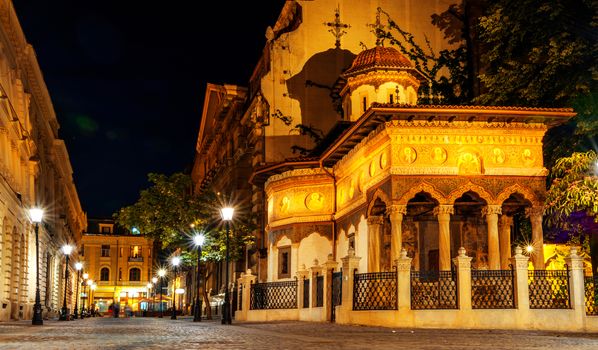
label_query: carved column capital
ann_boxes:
[388,204,407,215]
[525,206,544,218]
[367,215,385,225]
[482,205,502,216]
[433,205,454,216]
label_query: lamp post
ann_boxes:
[157,269,166,318]
[151,277,158,313]
[73,262,83,319]
[29,208,44,326]
[59,244,73,321]
[220,207,234,325]
[193,233,205,322]
[90,283,96,316]
[171,257,181,320]
[82,273,89,317]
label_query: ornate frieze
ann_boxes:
[268,223,333,245]
[433,205,454,216]
[482,205,503,216]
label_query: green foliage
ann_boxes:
[115,173,255,263]
[545,151,598,228]
[376,6,476,104]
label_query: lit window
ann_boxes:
[130,246,141,258]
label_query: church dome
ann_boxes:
[342,46,413,77]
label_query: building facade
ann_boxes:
[79,219,155,313]
[0,0,86,321]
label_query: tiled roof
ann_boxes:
[370,102,575,113]
[343,46,413,76]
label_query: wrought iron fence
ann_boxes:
[316,275,324,307]
[238,284,243,311]
[584,275,598,316]
[471,269,515,309]
[353,270,397,310]
[303,278,310,308]
[411,270,458,309]
[528,270,570,309]
[250,280,298,310]
[332,271,342,306]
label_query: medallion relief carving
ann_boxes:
[305,192,325,211]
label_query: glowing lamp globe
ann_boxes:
[220,207,234,221]
[75,262,83,271]
[29,208,44,223]
[193,234,205,247]
[61,245,73,255]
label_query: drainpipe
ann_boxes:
[319,160,337,261]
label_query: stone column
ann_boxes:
[499,215,513,269]
[366,216,384,272]
[452,247,473,310]
[565,247,586,325]
[388,204,407,267]
[340,249,361,311]
[396,249,412,311]
[510,247,530,312]
[433,205,454,271]
[235,269,256,321]
[526,206,545,269]
[296,265,309,309]
[483,205,502,270]
[309,260,322,308]
[322,254,339,321]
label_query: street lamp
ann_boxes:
[193,233,205,322]
[90,283,96,316]
[59,244,73,321]
[157,269,166,318]
[74,262,83,319]
[29,208,44,326]
[82,273,89,316]
[151,277,158,313]
[220,207,234,325]
[171,257,181,320]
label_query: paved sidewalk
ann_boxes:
[0,317,597,349]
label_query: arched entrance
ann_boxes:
[404,192,439,271]
[501,193,533,268]
[453,191,488,269]
[367,196,388,272]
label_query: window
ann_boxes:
[278,246,291,279]
[130,246,141,258]
[118,268,122,281]
[389,93,394,104]
[99,224,113,234]
[100,267,110,281]
[129,268,141,281]
[362,97,367,112]
[101,245,110,257]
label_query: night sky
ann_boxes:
[14,1,283,218]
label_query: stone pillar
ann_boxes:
[388,204,407,267]
[452,247,473,310]
[526,206,545,269]
[341,249,361,311]
[396,249,412,311]
[296,265,309,309]
[235,269,256,321]
[565,247,586,324]
[499,215,513,269]
[322,254,339,321]
[510,247,530,312]
[483,205,502,270]
[433,205,454,271]
[309,259,322,308]
[366,216,384,272]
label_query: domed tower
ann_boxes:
[340,46,426,121]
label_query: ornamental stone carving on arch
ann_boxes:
[395,181,446,205]
[495,183,541,207]
[268,223,333,246]
[366,187,391,216]
[446,181,495,204]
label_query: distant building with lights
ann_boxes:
[79,218,155,313]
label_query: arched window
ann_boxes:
[129,268,141,281]
[100,267,110,281]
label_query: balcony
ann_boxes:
[128,256,143,262]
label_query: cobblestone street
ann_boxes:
[0,317,597,349]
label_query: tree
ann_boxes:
[115,172,254,318]
[475,0,598,166]
[545,151,598,271]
